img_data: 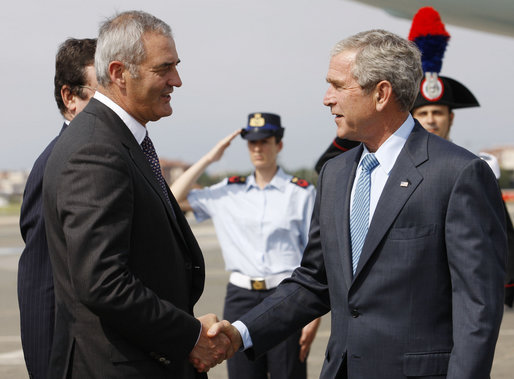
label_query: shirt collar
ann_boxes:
[94,91,147,145]
[362,114,415,174]
[246,167,288,192]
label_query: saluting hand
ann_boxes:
[205,129,241,164]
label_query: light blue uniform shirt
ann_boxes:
[188,167,316,277]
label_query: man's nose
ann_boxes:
[323,87,335,106]
[252,142,263,151]
[168,70,182,88]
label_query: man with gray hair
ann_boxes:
[206,29,507,378]
[43,11,232,378]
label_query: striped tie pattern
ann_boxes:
[141,133,175,216]
[350,153,379,275]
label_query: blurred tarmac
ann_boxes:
[1,207,514,378]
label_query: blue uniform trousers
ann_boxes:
[223,283,306,379]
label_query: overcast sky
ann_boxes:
[2,0,513,174]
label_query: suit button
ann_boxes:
[351,309,360,318]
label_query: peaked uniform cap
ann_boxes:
[241,112,285,141]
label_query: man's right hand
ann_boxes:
[205,129,241,164]
[170,129,241,210]
[189,314,232,373]
[208,320,243,355]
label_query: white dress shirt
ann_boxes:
[350,115,415,224]
[93,92,147,144]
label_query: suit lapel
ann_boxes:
[334,145,362,289]
[126,139,189,245]
[122,124,205,300]
[88,99,188,245]
[353,123,428,279]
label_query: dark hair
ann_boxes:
[54,38,97,116]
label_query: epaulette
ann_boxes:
[290,177,310,188]
[228,175,246,184]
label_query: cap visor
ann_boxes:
[241,131,274,141]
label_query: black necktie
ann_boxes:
[141,133,175,217]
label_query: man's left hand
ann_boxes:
[299,318,321,362]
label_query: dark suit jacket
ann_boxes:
[18,124,66,379]
[240,122,507,378]
[504,200,514,306]
[43,99,206,378]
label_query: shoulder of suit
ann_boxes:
[290,176,311,189]
[227,175,247,185]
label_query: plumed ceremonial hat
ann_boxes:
[409,7,479,110]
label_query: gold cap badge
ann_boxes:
[249,113,265,128]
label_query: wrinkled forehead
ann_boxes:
[141,33,178,64]
[326,51,358,83]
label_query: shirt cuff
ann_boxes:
[232,320,253,350]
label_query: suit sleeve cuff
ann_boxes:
[194,320,202,346]
[232,320,253,350]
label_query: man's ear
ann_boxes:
[374,80,393,111]
[108,61,126,88]
[61,85,76,116]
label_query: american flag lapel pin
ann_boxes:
[400,181,409,187]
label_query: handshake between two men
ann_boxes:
[189,314,242,373]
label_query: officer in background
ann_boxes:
[172,112,321,379]
[408,7,478,140]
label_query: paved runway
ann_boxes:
[1,210,513,378]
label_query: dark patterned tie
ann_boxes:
[141,133,175,217]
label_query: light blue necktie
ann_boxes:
[350,153,379,275]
